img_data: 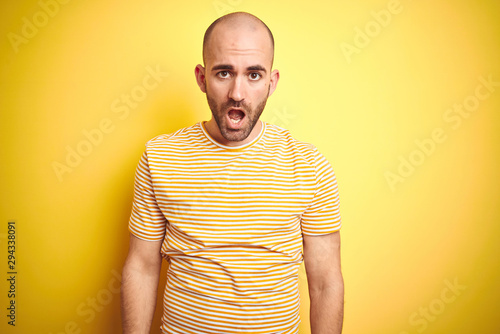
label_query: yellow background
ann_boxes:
[1,0,499,333]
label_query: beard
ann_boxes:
[206,90,269,143]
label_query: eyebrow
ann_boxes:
[247,65,266,73]
[211,64,267,73]
[212,64,233,71]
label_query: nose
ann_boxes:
[228,76,245,102]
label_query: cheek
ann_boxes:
[253,84,270,100]
[207,81,228,98]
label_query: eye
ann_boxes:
[249,72,261,81]
[217,71,230,79]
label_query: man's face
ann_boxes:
[197,22,278,143]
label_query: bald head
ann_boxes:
[202,12,275,66]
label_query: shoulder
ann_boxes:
[145,122,202,150]
[263,122,319,164]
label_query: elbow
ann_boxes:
[308,271,344,297]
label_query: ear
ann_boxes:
[195,64,207,93]
[268,69,280,97]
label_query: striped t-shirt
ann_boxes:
[128,121,341,334]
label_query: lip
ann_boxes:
[228,107,246,114]
[226,108,246,130]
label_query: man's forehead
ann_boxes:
[203,12,274,67]
[212,12,265,37]
[211,23,270,48]
[205,25,273,67]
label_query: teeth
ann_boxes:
[230,118,241,124]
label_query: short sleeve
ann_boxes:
[128,149,167,241]
[301,148,342,235]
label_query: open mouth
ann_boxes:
[227,109,245,125]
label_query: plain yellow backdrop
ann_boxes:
[1,0,499,333]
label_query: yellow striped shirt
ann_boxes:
[128,121,341,333]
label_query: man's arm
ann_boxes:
[303,231,344,334]
[121,233,163,334]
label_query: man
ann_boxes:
[121,12,343,334]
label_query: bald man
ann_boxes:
[121,12,343,334]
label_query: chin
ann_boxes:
[220,127,251,142]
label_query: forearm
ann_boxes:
[309,278,344,334]
[121,261,161,334]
